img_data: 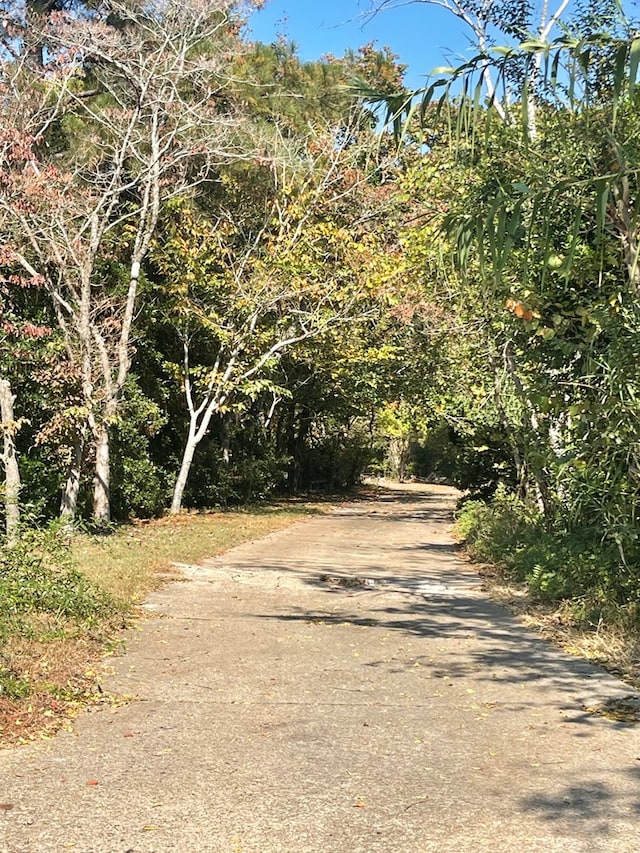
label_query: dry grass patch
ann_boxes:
[0,628,106,747]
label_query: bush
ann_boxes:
[303,432,373,492]
[111,453,170,520]
[0,526,117,700]
[0,526,114,630]
[457,489,636,603]
[110,378,169,519]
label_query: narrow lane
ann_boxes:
[1,484,639,853]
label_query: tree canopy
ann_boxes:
[3,0,640,614]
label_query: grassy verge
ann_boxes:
[73,504,315,604]
[457,493,640,689]
[0,503,314,748]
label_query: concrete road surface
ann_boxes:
[1,483,639,853]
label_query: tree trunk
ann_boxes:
[388,435,410,482]
[221,413,231,467]
[611,176,640,294]
[60,431,85,522]
[0,379,21,544]
[287,407,311,494]
[171,390,224,513]
[171,427,198,514]
[93,422,111,524]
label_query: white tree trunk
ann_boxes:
[171,392,225,514]
[60,432,85,522]
[0,379,21,544]
[171,427,199,514]
[93,422,111,524]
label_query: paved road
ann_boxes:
[1,484,640,853]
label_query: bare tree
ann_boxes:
[0,0,262,522]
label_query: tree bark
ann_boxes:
[388,435,410,482]
[60,431,85,522]
[611,175,640,294]
[171,425,199,514]
[0,379,21,544]
[93,422,111,524]
[221,413,231,467]
[288,407,311,494]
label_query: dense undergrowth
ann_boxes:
[0,527,118,701]
[457,489,640,632]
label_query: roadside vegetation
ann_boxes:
[457,495,640,687]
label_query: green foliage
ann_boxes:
[457,491,637,602]
[378,11,640,603]
[237,39,406,137]
[0,526,114,696]
[110,454,170,521]
[109,378,169,520]
[445,425,517,497]
[8,457,60,522]
[0,670,32,700]
[0,527,114,629]
[181,434,290,507]
[301,421,374,492]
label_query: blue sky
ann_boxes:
[247,1,640,90]
[246,1,481,90]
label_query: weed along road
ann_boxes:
[1,483,640,853]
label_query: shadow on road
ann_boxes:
[253,589,639,733]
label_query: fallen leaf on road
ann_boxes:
[0,804,14,812]
[87,780,99,786]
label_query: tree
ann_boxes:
[373,1,640,595]
[0,378,20,543]
[151,116,400,512]
[0,269,52,541]
[368,0,576,131]
[0,0,263,523]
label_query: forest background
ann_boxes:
[3,0,640,704]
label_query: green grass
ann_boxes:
[72,504,314,604]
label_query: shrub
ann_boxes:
[0,526,117,701]
[457,489,637,603]
[0,526,114,629]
